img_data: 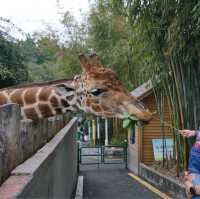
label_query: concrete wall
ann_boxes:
[0,103,72,185]
[139,163,187,199]
[0,117,78,199]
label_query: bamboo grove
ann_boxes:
[113,0,200,173]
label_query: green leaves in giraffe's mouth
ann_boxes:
[122,113,138,129]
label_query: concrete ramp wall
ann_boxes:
[0,103,72,185]
[0,117,78,199]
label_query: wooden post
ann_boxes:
[138,125,143,164]
[92,120,96,146]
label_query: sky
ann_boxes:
[0,0,90,36]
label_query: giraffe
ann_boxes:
[0,54,152,121]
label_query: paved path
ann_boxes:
[80,165,161,199]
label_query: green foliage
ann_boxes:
[110,118,128,145]
[0,17,29,88]
[23,36,62,82]
[19,11,88,83]
[88,1,139,90]
[0,36,28,88]
[122,112,138,129]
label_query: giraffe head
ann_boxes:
[58,54,152,121]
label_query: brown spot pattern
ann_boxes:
[92,104,102,112]
[55,108,62,114]
[24,108,38,120]
[86,68,126,92]
[61,99,69,107]
[66,95,74,101]
[89,98,99,104]
[0,93,8,105]
[10,89,24,106]
[24,87,38,105]
[50,96,59,107]
[101,104,109,111]
[39,87,52,101]
[86,98,99,107]
[38,104,53,118]
[86,99,91,106]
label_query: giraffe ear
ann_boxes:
[79,54,91,72]
[89,53,103,68]
[55,84,75,96]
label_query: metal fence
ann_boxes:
[78,145,127,168]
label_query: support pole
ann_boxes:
[105,118,108,146]
[92,120,96,146]
[97,117,100,145]
[88,121,92,141]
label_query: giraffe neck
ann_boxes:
[0,77,82,120]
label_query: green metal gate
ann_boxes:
[78,145,127,168]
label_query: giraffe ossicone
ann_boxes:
[0,54,152,121]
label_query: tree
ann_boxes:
[88,0,142,90]
[0,17,29,88]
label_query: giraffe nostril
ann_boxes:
[133,99,149,111]
[135,102,145,110]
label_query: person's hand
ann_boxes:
[179,130,196,138]
[184,171,195,182]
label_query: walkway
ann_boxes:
[80,165,161,199]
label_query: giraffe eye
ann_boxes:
[90,89,107,96]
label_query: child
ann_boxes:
[180,129,200,198]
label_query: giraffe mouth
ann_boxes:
[120,102,152,122]
[132,110,152,121]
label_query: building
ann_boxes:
[127,81,173,174]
